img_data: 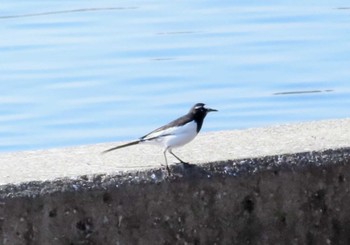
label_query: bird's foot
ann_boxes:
[166,165,171,176]
[181,162,195,169]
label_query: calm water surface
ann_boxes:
[1,1,350,152]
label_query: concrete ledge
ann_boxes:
[1,118,350,244]
[1,118,350,184]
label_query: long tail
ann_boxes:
[102,140,140,154]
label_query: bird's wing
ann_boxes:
[140,114,193,141]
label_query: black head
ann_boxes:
[190,103,218,115]
[189,103,218,132]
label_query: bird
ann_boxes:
[102,103,217,174]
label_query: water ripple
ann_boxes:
[1,1,350,151]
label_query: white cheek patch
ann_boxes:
[194,105,204,110]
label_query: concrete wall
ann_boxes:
[1,147,350,245]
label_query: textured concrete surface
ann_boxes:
[0,118,349,184]
[1,118,350,245]
[1,148,350,245]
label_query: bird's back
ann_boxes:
[140,113,193,140]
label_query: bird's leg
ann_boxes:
[169,149,194,169]
[163,149,171,175]
[169,150,188,164]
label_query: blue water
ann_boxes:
[1,1,350,152]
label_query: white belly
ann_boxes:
[142,121,198,150]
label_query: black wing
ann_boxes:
[140,113,193,140]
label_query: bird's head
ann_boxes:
[190,103,218,118]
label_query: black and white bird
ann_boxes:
[102,103,217,174]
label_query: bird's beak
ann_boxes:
[206,107,218,112]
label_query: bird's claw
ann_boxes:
[182,162,195,169]
[166,165,171,176]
